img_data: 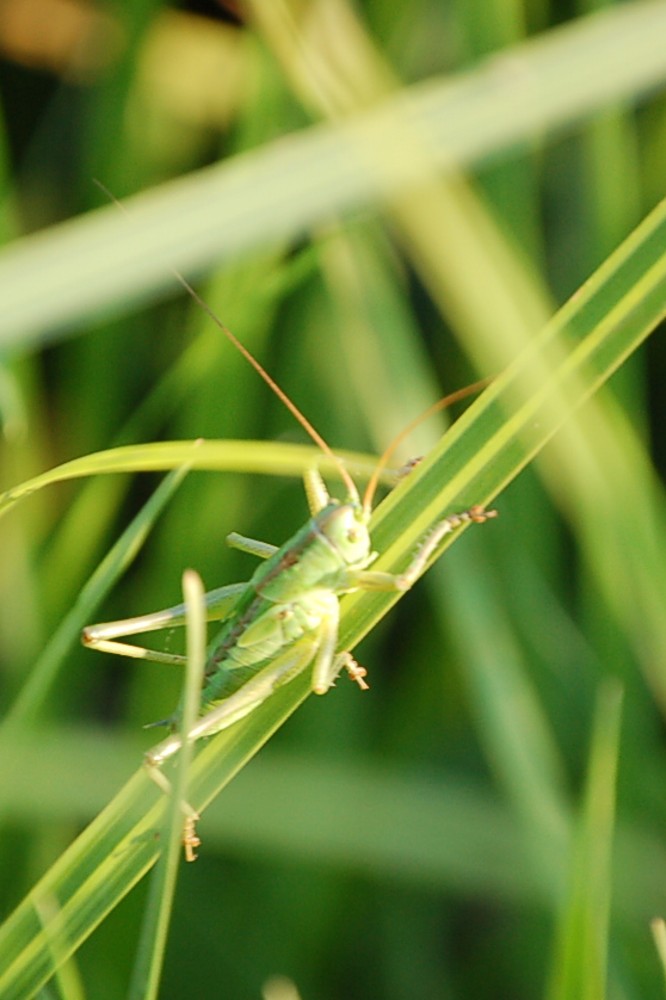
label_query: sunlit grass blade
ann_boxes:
[342,193,666,653]
[31,893,86,1000]
[0,441,378,519]
[545,682,623,1000]
[0,649,313,1000]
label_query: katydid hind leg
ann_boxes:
[81,582,247,665]
[145,617,368,857]
[144,638,324,858]
[146,639,322,769]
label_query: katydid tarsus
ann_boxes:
[81,236,496,861]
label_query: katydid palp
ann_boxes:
[81,246,497,861]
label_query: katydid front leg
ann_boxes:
[357,505,497,593]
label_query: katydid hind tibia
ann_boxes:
[81,223,497,861]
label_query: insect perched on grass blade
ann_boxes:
[81,209,497,859]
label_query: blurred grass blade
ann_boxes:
[0,2,664,349]
[0,192,663,996]
[546,682,623,1000]
[262,975,303,1000]
[440,555,570,886]
[342,193,666,653]
[650,919,666,993]
[2,464,191,731]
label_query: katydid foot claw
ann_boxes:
[183,814,202,862]
[467,504,498,523]
[343,654,369,691]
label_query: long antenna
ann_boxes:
[362,377,493,515]
[94,180,360,502]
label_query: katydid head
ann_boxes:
[317,500,374,567]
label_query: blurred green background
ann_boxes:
[0,1,665,998]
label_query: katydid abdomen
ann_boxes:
[194,498,376,722]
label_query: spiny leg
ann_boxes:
[82,583,247,665]
[144,637,325,857]
[182,817,201,863]
[330,652,369,691]
[357,505,497,593]
[142,752,201,861]
[396,505,497,589]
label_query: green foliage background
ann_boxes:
[0,1,665,998]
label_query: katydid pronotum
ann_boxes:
[81,253,496,861]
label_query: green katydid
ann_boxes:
[81,257,496,861]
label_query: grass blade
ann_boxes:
[546,682,623,1000]
[0,3,664,350]
[127,571,206,1000]
[1,466,190,732]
